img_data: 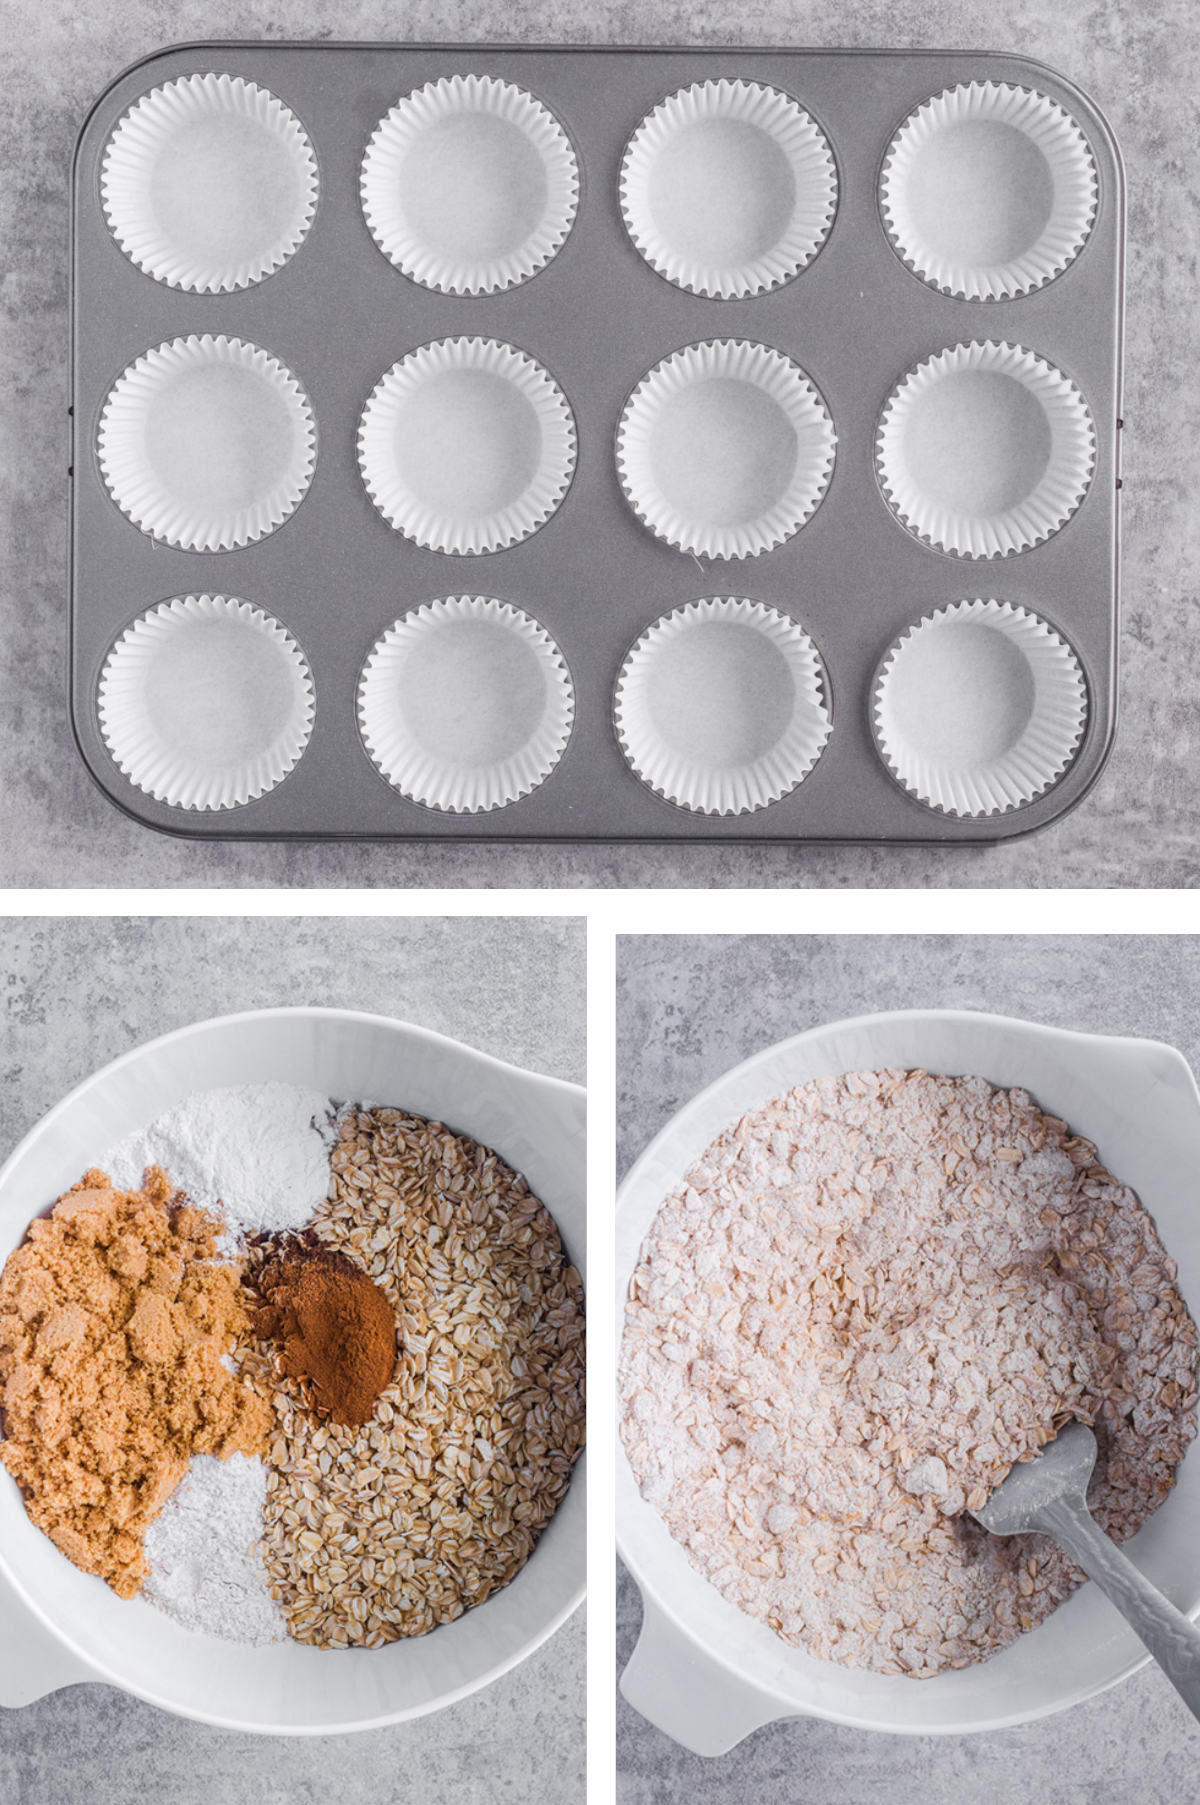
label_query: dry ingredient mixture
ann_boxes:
[0,1085,585,1651]
[238,1105,586,1648]
[620,1069,1199,1677]
[0,1168,268,1598]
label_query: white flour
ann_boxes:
[143,1455,286,1645]
[103,1081,337,1248]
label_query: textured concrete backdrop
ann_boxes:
[0,913,586,1805]
[616,935,1200,1804]
[2,0,1198,887]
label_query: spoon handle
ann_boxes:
[1038,1495,1200,1720]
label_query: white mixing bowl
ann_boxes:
[0,1007,586,1733]
[616,1009,1200,1753]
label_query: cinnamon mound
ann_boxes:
[0,1166,269,1598]
[251,1240,396,1427]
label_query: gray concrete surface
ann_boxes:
[2,0,1198,887]
[0,913,585,1805]
[615,934,1200,1804]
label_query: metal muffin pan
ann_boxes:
[70,42,1124,842]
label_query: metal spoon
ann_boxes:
[971,1419,1200,1720]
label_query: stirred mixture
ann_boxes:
[620,1069,1198,1676]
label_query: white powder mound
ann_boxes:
[143,1455,287,1645]
[103,1081,337,1243]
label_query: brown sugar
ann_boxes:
[0,1166,269,1598]
[250,1239,397,1427]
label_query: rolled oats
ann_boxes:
[243,1107,585,1648]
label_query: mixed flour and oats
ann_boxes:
[620,1069,1199,1677]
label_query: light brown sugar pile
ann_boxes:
[0,1166,269,1598]
[620,1070,1199,1677]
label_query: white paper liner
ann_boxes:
[361,74,579,294]
[881,82,1098,301]
[357,337,576,555]
[876,340,1095,560]
[97,335,316,551]
[358,596,574,812]
[872,598,1087,817]
[98,595,315,811]
[614,597,831,815]
[619,79,837,298]
[617,340,836,560]
[101,73,318,293]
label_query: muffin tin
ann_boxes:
[70,44,1123,842]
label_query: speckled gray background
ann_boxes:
[3,0,1198,887]
[616,934,1200,1803]
[0,913,585,1805]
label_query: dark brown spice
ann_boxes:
[249,1239,396,1427]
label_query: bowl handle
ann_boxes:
[620,1595,798,1755]
[0,1568,96,1706]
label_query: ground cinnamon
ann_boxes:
[251,1240,396,1426]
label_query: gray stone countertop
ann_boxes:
[616,933,1200,1802]
[0,913,585,1805]
[2,0,1198,888]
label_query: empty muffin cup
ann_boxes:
[98,595,315,810]
[872,598,1087,816]
[97,334,316,551]
[357,337,576,555]
[361,75,579,294]
[100,73,318,293]
[875,340,1095,559]
[614,597,831,814]
[619,79,837,298]
[617,340,836,560]
[358,596,574,812]
[881,82,1098,301]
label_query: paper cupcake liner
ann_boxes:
[361,74,579,294]
[97,335,316,551]
[358,337,576,555]
[872,598,1087,817]
[98,595,315,811]
[617,340,836,560]
[881,82,1098,301]
[620,79,837,298]
[101,73,318,293]
[358,597,574,812]
[614,597,831,815]
[876,341,1095,559]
